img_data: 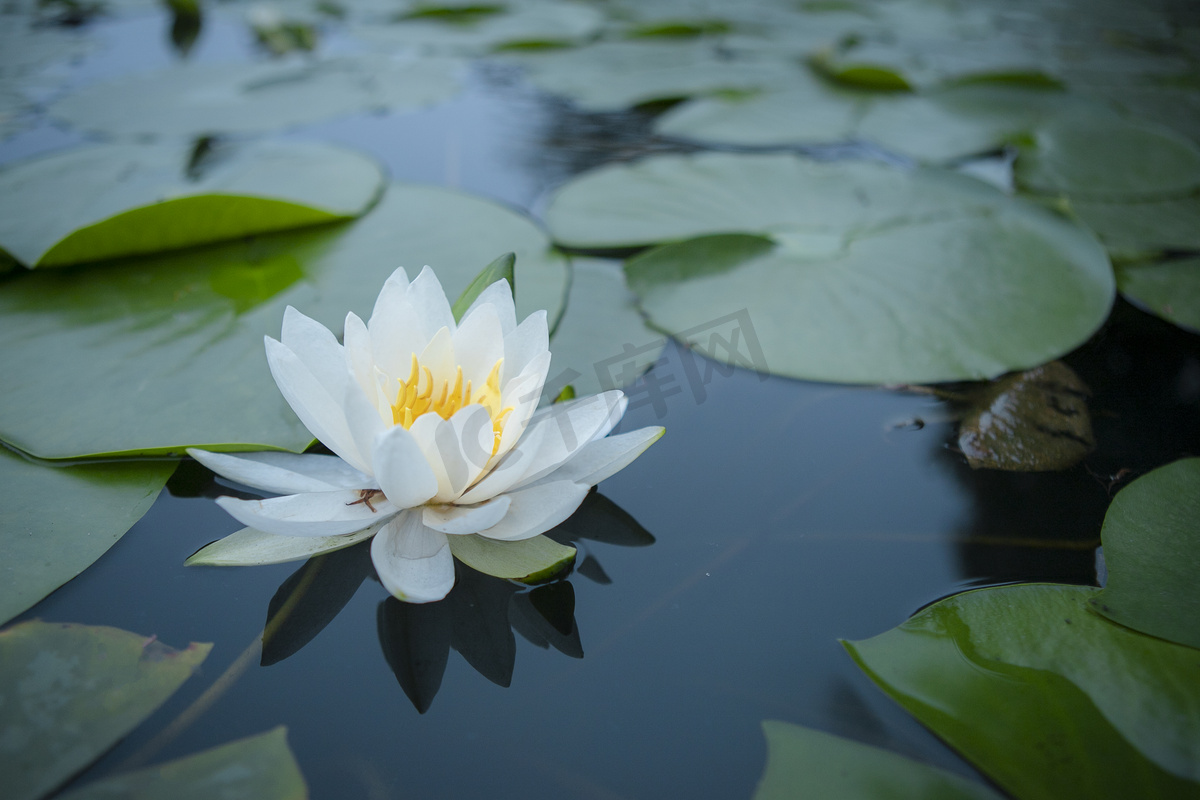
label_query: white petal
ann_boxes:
[187,448,374,495]
[408,405,495,502]
[475,480,589,541]
[462,279,517,335]
[418,325,456,384]
[369,267,411,326]
[216,490,398,537]
[343,312,375,402]
[408,266,456,342]
[452,302,504,390]
[343,382,388,474]
[540,426,664,488]
[503,310,548,379]
[372,424,439,508]
[371,511,455,603]
[493,351,551,460]
[422,496,511,535]
[369,297,426,385]
[456,420,547,504]
[265,337,369,474]
[408,413,455,502]
[280,307,351,399]
[507,391,628,489]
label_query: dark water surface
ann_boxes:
[6,9,1200,800]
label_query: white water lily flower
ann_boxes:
[189,266,663,603]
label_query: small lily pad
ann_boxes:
[845,584,1200,799]
[1072,195,1200,257]
[0,620,211,800]
[56,727,307,800]
[353,1,603,53]
[0,183,569,459]
[50,56,463,138]
[755,721,1004,800]
[1115,257,1200,333]
[0,447,174,626]
[957,361,1095,472]
[0,140,385,268]
[1090,458,1200,650]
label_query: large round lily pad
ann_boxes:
[0,448,173,625]
[0,183,569,459]
[49,56,463,138]
[1090,458,1200,650]
[0,140,385,268]
[845,584,1200,799]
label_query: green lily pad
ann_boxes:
[0,448,174,626]
[497,40,794,111]
[50,56,463,138]
[0,620,212,800]
[451,251,515,322]
[0,183,569,459]
[353,1,603,53]
[593,156,1112,384]
[543,258,665,399]
[1016,113,1200,201]
[57,727,306,800]
[447,533,576,583]
[755,721,1004,800]
[1090,458,1200,650]
[845,584,1200,799]
[1071,194,1200,258]
[957,361,1095,472]
[0,140,384,268]
[1114,257,1200,333]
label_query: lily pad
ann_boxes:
[1072,195,1200,258]
[542,258,665,400]
[0,620,212,800]
[1015,113,1200,201]
[1090,458,1200,650]
[1112,257,1200,333]
[447,533,576,582]
[0,140,385,268]
[0,183,569,459]
[755,721,1003,800]
[498,40,795,111]
[599,157,1112,384]
[845,584,1200,799]
[353,1,603,53]
[57,727,307,800]
[50,56,463,138]
[0,447,174,626]
[957,361,1094,472]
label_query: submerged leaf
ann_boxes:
[0,447,174,625]
[0,140,384,268]
[754,721,1004,800]
[957,361,1094,471]
[0,621,211,800]
[1090,458,1200,650]
[56,727,307,800]
[845,585,1200,798]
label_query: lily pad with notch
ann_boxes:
[0,140,385,268]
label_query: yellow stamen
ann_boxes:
[391,356,513,455]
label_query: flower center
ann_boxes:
[391,354,512,454]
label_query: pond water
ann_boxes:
[3,2,1199,799]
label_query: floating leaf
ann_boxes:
[0,141,385,268]
[845,585,1200,799]
[0,621,211,800]
[542,258,665,400]
[0,183,569,459]
[604,157,1112,384]
[450,251,515,322]
[0,448,174,625]
[1016,113,1200,201]
[50,56,463,137]
[497,40,794,111]
[810,48,914,92]
[1115,257,1200,333]
[1072,195,1200,258]
[1090,458,1200,650]
[56,727,307,800]
[447,533,576,583]
[353,1,603,53]
[754,721,1004,800]
[957,361,1094,471]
